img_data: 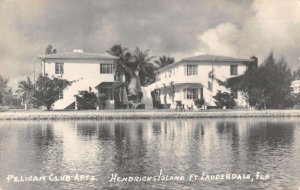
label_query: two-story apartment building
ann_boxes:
[148,54,256,109]
[38,50,118,110]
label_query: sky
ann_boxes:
[0,0,299,89]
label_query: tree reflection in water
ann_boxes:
[0,118,299,190]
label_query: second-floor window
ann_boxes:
[100,64,113,74]
[55,63,64,74]
[156,76,161,81]
[186,65,198,75]
[230,65,238,75]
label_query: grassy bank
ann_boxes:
[1,109,300,120]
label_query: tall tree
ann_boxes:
[107,45,155,103]
[106,44,133,84]
[33,75,71,110]
[132,48,155,86]
[0,75,9,105]
[292,67,300,80]
[227,52,293,108]
[154,56,175,68]
[17,77,35,110]
[45,44,57,54]
[124,48,155,103]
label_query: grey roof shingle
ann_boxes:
[38,52,117,60]
[182,54,252,62]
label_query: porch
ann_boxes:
[150,82,205,110]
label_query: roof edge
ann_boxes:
[37,51,118,60]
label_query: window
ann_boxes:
[186,88,198,99]
[58,89,63,99]
[156,75,161,81]
[208,81,212,91]
[100,64,113,74]
[186,65,198,75]
[200,88,203,99]
[230,65,238,75]
[55,63,64,74]
[231,89,238,99]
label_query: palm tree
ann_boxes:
[124,48,155,103]
[132,48,155,86]
[17,77,35,110]
[154,56,175,68]
[107,46,155,104]
[45,44,57,54]
[107,45,136,108]
[107,45,134,85]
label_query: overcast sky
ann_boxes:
[0,0,299,89]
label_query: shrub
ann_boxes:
[97,93,107,109]
[213,91,235,109]
[75,91,97,110]
[284,93,300,108]
[194,98,205,108]
[33,75,71,110]
[226,52,293,109]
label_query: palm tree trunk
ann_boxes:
[128,73,143,103]
[25,102,28,110]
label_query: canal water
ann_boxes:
[0,118,299,190]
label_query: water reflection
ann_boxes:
[0,118,299,190]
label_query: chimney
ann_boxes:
[249,56,258,69]
[73,49,83,53]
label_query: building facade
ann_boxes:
[291,80,300,94]
[38,50,118,110]
[148,54,256,109]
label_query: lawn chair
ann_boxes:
[187,104,193,110]
[128,100,138,109]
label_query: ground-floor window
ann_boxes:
[200,88,203,99]
[185,88,198,99]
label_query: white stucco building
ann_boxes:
[148,54,256,109]
[291,80,300,94]
[38,50,118,110]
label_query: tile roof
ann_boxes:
[155,54,252,73]
[38,52,117,60]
